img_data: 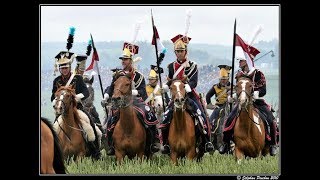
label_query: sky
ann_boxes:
[40,5,279,46]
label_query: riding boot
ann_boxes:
[219,131,232,154]
[161,128,170,154]
[269,121,278,156]
[149,125,160,153]
[106,129,115,156]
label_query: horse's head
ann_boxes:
[170,79,187,110]
[236,77,253,110]
[111,71,132,108]
[53,84,77,115]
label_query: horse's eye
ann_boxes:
[125,84,129,87]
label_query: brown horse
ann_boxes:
[41,117,66,174]
[111,72,150,163]
[168,79,204,165]
[233,77,269,163]
[53,85,87,162]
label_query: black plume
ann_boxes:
[66,27,75,51]
[157,52,165,65]
[86,44,92,56]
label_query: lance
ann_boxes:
[230,19,237,110]
[90,34,107,113]
[151,9,166,113]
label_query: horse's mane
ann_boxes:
[41,117,67,174]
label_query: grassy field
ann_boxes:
[65,150,279,175]
[41,74,280,175]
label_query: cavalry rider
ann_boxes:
[101,43,160,156]
[206,65,231,133]
[219,57,278,156]
[75,54,101,127]
[159,34,214,154]
[51,51,101,160]
[145,65,170,109]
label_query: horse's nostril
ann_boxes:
[181,98,185,102]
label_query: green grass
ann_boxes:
[65,151,279,175]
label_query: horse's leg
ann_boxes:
[115,149,125,165]
[235,146,244,164]
[262,144,270,156]
[170,151,179,165]
[186,148,196,161]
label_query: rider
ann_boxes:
[159,34,214,154]
[101,43,160,156]
[206,65,231,133]
[51,51,101,159]
[145,65,170,108]
[219,57,278,156]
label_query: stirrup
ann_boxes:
[161,145,170,154]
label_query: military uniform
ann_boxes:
[159,34,214,153]
[220,62,278,156]
[206,65,231,130]
[51,51,101,160]
[102,43,159,155]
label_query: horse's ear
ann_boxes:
[56,82,62,90]
[126,71,133,80]
[70,83,76,90]
[89,76,94,84]
[181,76,188,83]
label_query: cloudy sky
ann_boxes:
[40,5,279,45]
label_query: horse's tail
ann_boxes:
[41,117,67,174]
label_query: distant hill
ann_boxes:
[41,39,279,71]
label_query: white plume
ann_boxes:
[185,9,192,36]
[249,24,264,46]
[133,57,142,69]
[131,20,143,43]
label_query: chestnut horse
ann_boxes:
[234,77,269,163]
[53,85,87,162]
[41,117,66,174]
[168,79,204,165]
[111,72,150,163]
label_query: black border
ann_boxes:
[35,1,289,178]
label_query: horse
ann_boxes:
[41,117,66,174]
[53,85,91,162]
[168,79,204,165]
[111,72,151,163]
[233,76,269,163]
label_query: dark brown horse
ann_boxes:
[111,72,149,163]
[53,85,87,162]
[168,79,204,165]
[41,117,66,174]
[234,77,269,163]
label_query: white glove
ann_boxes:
[206,103,215,110]
[162,84,169,93]
[103,93,109,101]
[75,93,84,102]
[227,95,234,103]
[132,90,138,96]
[101,93,109,107]
[253,91,259,99]
[184,83,192,93]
